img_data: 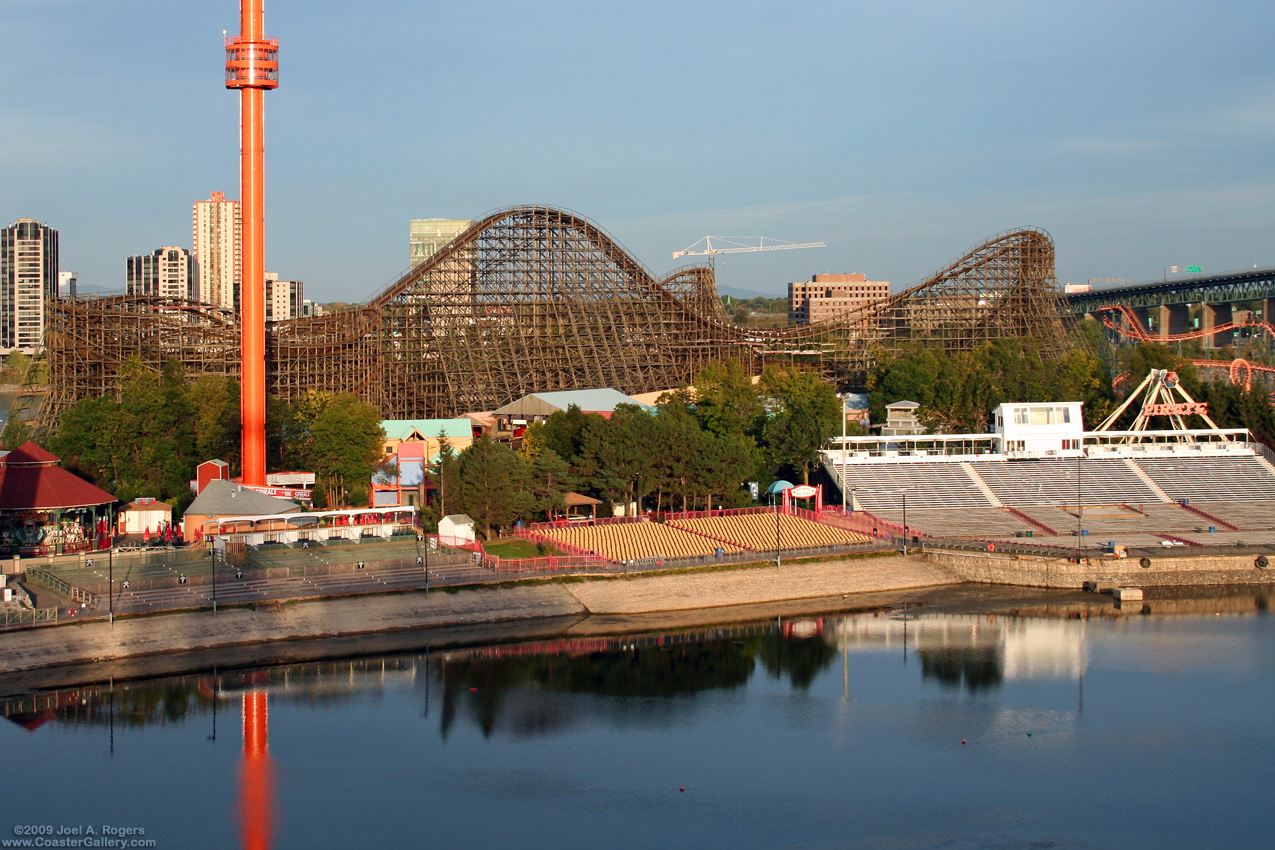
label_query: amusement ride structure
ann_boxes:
[11,214,1069,438]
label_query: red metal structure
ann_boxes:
[225,0,278,487]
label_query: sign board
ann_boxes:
[241,484,313,500]
[1187,265,1202,274]
[789,484,818,499]
[1146,402,1208,416]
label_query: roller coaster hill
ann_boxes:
[9,206,1070,439]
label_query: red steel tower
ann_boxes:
[225,0,278,488]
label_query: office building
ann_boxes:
[0,219,58,351]
[127,247,194,299]
[788,273,891,325]
[192,191,241,310]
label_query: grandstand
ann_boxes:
[668,512,870,550]
[534,520,744,563]
[822,392,1275,552]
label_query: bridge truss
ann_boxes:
[13,206,1069,437]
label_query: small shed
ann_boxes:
[438,513,476,544]
[119,498,172,535]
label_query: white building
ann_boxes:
[993,402,1085,457]
[192,191,241,310]
[127,247,194,299]
[265,272,304,321]
[57,271,77,298]
[0,219,58,351]
[410,219,472,268]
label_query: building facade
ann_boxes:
[788,273,890,325]
[57,271,77,298]
[265,273,304,321]
[409,219,472,268]
[192,191,241,310]
[0,219,58,351]
[127,247,194,299]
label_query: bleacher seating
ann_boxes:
[537,521,742,563]
[971,458,1159,507]
[668,513,869,550]
[1135,455,1275,503]
[836,462,993,511]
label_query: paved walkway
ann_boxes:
[0,554,955,677]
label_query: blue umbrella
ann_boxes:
[767,480,795,495]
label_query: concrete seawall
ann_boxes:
[927,548,1275,588]
[0,555,953,678]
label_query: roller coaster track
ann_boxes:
[14,206,1070,436]
[1095,304,1275,399]
[1095,302,1275,344]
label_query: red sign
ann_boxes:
[789,485,818,499]
[242,484,313,500]
[1146,402,1208,416]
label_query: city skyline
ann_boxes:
[3,0,1273,302]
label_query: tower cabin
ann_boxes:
[992,402,1085,459]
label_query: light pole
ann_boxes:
[902,493,908,557]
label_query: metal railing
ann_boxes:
[25,567,100,607]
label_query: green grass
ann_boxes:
[483,538,558,559]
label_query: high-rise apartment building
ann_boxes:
[58,271,78,298]
[192,191,241,310]
[0,219,58,351]
[264,272,304,321]
[788,273,891,325]
[409,219,471,268]
[127,247,194,299]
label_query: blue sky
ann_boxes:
[3,0,1273,301]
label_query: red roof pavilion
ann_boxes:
[0,442,116,510]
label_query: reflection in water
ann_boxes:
[918,647,1004,691]
[239,692,274,850]
[3,593,1273,850]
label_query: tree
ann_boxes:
[306,393,384,508]
[457,437,532,540]
[529,448,571,519]
[691,359,764,440]
[758,365,840,484]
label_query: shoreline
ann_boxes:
[3,550,1273,695]
[1,555,954,686]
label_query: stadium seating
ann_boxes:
[668,513,870,551]
[537,521,742,563]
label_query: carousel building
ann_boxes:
[0,442,116,556]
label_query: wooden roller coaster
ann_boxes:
[9,206,1070,439]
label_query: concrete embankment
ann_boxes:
[928,548,1275,588]
[0,555,955,679]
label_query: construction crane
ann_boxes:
[672,236,826,261]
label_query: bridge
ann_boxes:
[1066,267,1275,349]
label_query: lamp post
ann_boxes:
[902,493,908,557]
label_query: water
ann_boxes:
[2,593,1273,850]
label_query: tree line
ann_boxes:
[429,360,842,540]
[40,358,385,515]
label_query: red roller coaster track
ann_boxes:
[1096,305,1275,396]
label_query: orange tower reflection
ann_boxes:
[238,692,274,850]
[225,0,278,487]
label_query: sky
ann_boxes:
[3,0,1273,301]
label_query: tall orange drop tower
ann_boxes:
[225,0,277,487]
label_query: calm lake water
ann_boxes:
[2,592,1273,850]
